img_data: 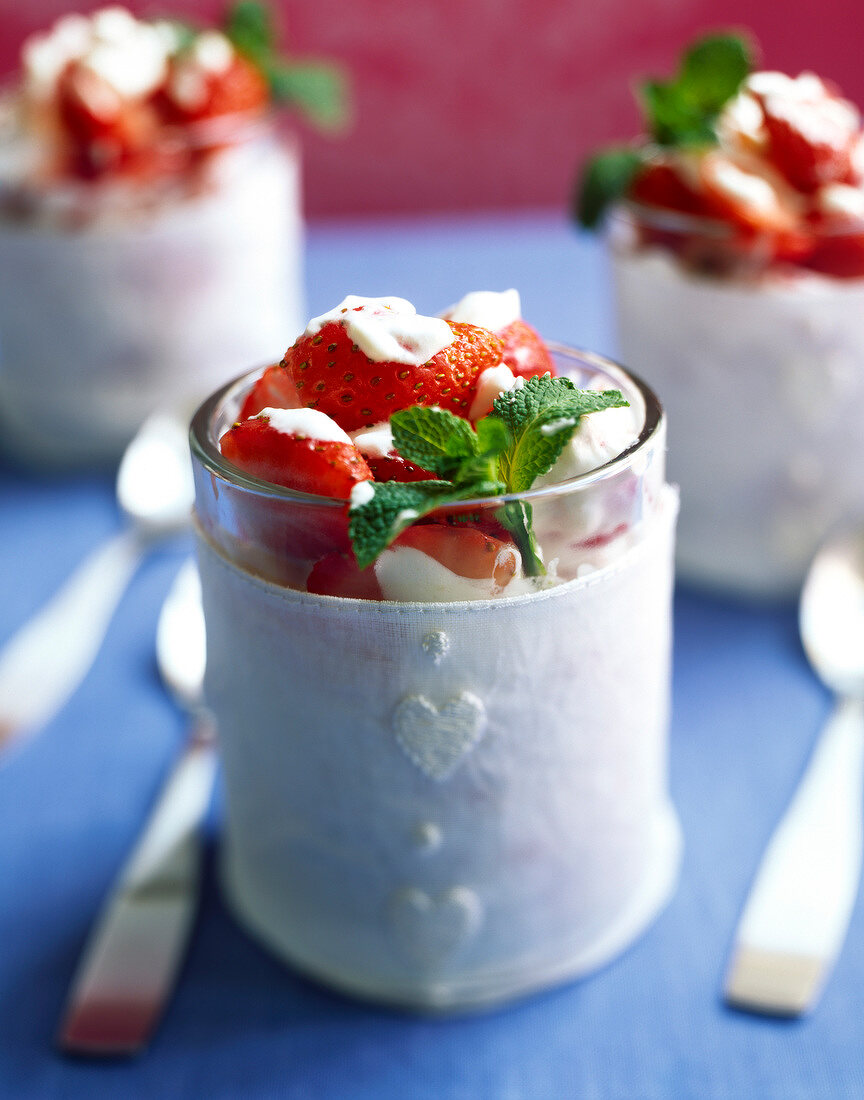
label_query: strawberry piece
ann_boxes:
[56,63,168,180]
[283,320,503,432]
[308,522,519,600]
[366,454,437,483]
[629,161,714,217]
[801,223,864,277]
[220,413,372,499]
[758,91,858,192]
[307,553,384,599]
[497,319,556,379]
[697,152,801,235]
[163,54,268,123]
[393,524,518,588]
[239,365,301,420]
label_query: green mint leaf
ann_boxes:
[224,0,274,63]
[348,480,459,570]
[266,62,351,132]
[501,407,584,494]
[574,148,643,229]
[491,376,628,492]
[640,80,717,146]
[224,2,351,132]
[680,33,754,113]
[390,406,478,479]
[640,32,753,147]
[473,415,511,457]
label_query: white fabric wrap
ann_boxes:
[197,490,680,1011]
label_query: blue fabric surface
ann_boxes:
[1,214,863,1099]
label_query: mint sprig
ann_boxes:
[574,32,754,228]
[224,1,350,132]
[641,33,752,146]
[348,377,629,576]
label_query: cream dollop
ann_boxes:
[258,406,352,445]
[305,296,455,367]
[442,289,521,331]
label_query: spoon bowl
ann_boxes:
[0,410,195,747]
[800,527,864,699]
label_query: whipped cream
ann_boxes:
[374,545,521,602]
[443,289,521,330]
[350,421,394,458]
[261,407,352,444]
[468,364,517,420]
[23,6,170,101]
[305,296,455,367]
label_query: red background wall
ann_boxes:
[1,0,862,218]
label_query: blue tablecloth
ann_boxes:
[2,213,862,1099]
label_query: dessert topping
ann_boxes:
[283,299,502,430]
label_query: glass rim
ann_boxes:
[189,344,665,513]
[610,196,864,241]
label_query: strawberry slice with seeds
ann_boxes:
[239,365,301,420]
[283,316,503,432]
[393,525,519,588]
[220,409,372,498]
[307,524,519,600]
[497,319,555,379]
[307,553,384,599]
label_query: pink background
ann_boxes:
[2,0,863,218]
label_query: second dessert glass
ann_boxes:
[0,106,304,465]
[611,201,864,598]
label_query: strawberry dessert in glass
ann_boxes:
[577,33,864,597]
[190,293,679,1011]
[0,4,346,465]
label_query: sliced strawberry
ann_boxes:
[498,319,556,379]
[220,412,372,499]
[697,152,801,235]
[56,63,168,180]
[393,524,518,588]
[283,319,503,432]
[366,454,437,483]
[307,553,384,599]
[629,161,714,217]
[801,222,864,277]
[239,365,301,420]
[163,53,268,123]
[757,90,858,192]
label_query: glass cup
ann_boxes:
[190,346,680,1011]
[0,102,304,466]
[609,201,864,598]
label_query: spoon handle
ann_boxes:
[59,720,217,1055]
[0,530,143,751]
[725,696,864,1015]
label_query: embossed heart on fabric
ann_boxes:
[392,692,487,780]
[389,886,483,969]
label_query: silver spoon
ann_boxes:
[725,525,864,1016]
[0,412,194,749]
[59,558,216,1056]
